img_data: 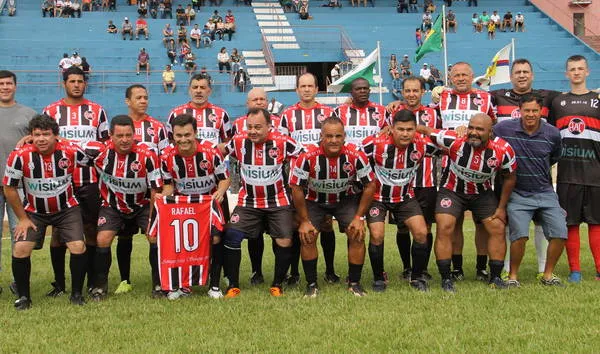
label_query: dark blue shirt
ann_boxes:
[493,118,561,197]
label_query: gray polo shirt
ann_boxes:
[0,103,36,181]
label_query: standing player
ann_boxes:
[43,66,108,297]
[549,55,600,283]
[4,115,88,309]
[85,115,163,300]
[418,114,517,292]
[362,109,438,292]
[157,114,230,299]
[280,73,339,285]
[220,108,303,298]
[290,117,376,298]
[113,84,169,295]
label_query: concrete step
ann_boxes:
[250,76,274,85]
[256,14,288,20]
[247,67,272,75]
[245,58,267,66]
[345,49,365,57]
[258,21,291,27]
[261,28,294,34]
[242,50,265,58]
[253,8,284,13]
[272,43,300,49]
[252,2,282,7]
[265,35,297,42]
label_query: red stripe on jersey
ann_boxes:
[167,102,232,144]
[133,115,169,153]
[334,101,389,145]
[439,89,497,129]
[231,114,286,136]
[555,115,600,132]
[280,102,337,146]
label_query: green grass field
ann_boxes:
[1,223,600,353]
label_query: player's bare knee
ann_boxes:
[369,233,384,245]
[67,241,86,254]
[212,235,221,245]
[13,242,35,258]
[274,238,292,248]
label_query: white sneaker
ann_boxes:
[167,288,191,300]
[207,287,224,299]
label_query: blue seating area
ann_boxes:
[1,0,598,120]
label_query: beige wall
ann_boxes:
[530,0,600,36]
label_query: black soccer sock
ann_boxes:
[117,236,133,283]
[451,254,463,271]
[247,236,264,276]
[411,241,428,279]
[12,256,31,299]
[95,247,112,290]
[149,244,159,288]
[223,247,241,288]
[210,241,224,288]
[320,230,336,275]
[396,231,411,270]
[437,259,452,280]
[50,245,67,289]
[85,245,96,289]
[425,233,433,270]
[289,231,300,276]
[69,252,87,295]
[476,254,488,271]
[489,259,504,280]
[368,243,385,281]
[302,258,318,285]
[348,263,363,284]
[273,244,292,286]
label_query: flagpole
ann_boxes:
[377,41,382,105]
[442,5,448,86]
[511,37,515,62]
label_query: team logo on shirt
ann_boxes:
[58,157,71,169]
[28,162,35,170]
[317,114,326,122]
[256,149,263,159]
[208,113,217,122]
[98,216,107,226]
[230,213,240,223]
[83,110,95,121]
[560,100,566,107]
[440,198,452,208]
[487,157,498,168]
[146,127,155,137]
[410,150,422,162]
[473,97,483,106]
[420,111,430,123]
[199,159,211,170]
[130,160,142,173]
[568,118,585,135]
[369,206,380,217]
[511,108,521,119]
[342,161,354,174]
[372,112,381,121]
[268,147,279,159]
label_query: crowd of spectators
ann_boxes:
[472,10,525,34]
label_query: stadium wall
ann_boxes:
[529,0,600,36]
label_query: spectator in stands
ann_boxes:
[81,57,91,80]
[185,4,196,25]
[234,67,250,92]
[175,4,186,25]
[490,10,501,27]
[446,10,457,32]
[58,53,72,73]
[487,19,496,40]
[388,54,399,78]
[268,98,284,116]
[163,0,173,18]
[443,0,451,6]
[167,41,177,64]
[217,47,231,74]
[409,0,417,12]
[415,28,423,46]
[351,0,366,7]
[179,38,191,64]
[162,64,176,93]
[107,20,118,33]
[82,0,92,11]
[422,11,432,32]
[479,11,490,27]
[515,12,525,32]
[224,10,236,41]
[184,52,198,75]
[190,24,202,48]
[298,0,309,19]
[281,0,294,12]
[177,24,187,44]
[330,64,340,82]
[42,0,55,17]
[6,0,16,15]
[163,23,174,46]
[214,20,226,40]
[419,63,435,90]
[230,48,243,73]
[468,0,477,6]
[149,0,159,18]
[397,0,408,13]
[158,1,165,18]
[424,0,435,13]
[210,10,222,23]
[472,13,482,33]
[122,17,134,40]
[430,64,443,86]
[205,20,216,40]
[108,0,116,11]
[136,17,149,40]
[391,72,403,100]
[71,52,82,68]
[71,0,82,17]
[502,11,513,32]
[136,47,150,75]
[62,0,74,17]
[138,0,148,17]
[55,0,64,16]
[400,54,411,75]
[201,25,212,47]
[191,0,200,10]
[199,66,212,83]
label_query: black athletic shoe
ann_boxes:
[14,296,32,311]
[9,282,18,297]
[372,280,387,293]
[450,270,464,281]
[401,269,412,280]
[285,274,300,287]
[488,276,508,290]
[303,283,319,298]
[152,285,168,298]
[249,272,265,285]
[421,270,433,281]
[476,269,490,282]
[441,278,456,293]
[46,282,65,297]
[90,287,107,302]
[410,278,429,292]
[70,293,86,306]
[324,272,341,284]
[348,282,367,297]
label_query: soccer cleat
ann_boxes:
[596,273,600,281]
[167,288,191,301]
[476,269,489,282]
[506,279,521,288]
[285,274,300,287]
[441,278,456,293]
[372,280,387,293]
[401,269,412,280]
[348,282,367,297]
[249,272,265,285]
[541,275,566,287]
[114,280,133,294]
[151,285,167,299]
[303,283,319,298]
[90,287,107,302]
[450,270,465,281]
[567,271,582,283]
[9,282,18,297]
[488,276,508,290]
[324,272,341,284]
[409,278,429,292]
[207,287,224,299]
[501,270,509,281]
[14,296,32,311]
[46,282,66,297]
[69,293,86,306]
[269,286,284,297]
[421,270,433,281]
[224,287,241,298]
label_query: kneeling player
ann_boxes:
[290,117,376,298]
[362,109,438,292]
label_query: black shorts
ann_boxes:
[367,198,422,225]
[22,207,84,245]
[97,205,150,234]
[227,205,294,239]
[435,188,498,222]
[557,183,600,225]
[414,187,437,225]
[74,183,100,225]
[139,63,148,68]
[306,194,360,233]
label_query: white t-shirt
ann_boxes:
[71,56,82,66]
[59,57,72,69]
[420,68,431,80]
[190,28,202,37]
[490,14,500,23]
[515,14,524,23]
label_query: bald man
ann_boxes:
[418,114,517,292]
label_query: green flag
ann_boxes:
[414,14,443,63]
[328,48,379,93]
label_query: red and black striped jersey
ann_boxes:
[166,102,232,144]
[224,131,303,208]
[549,91,600,187]
[362,133,438,203]
[43,98,109,186]
[290,143,374,204]
[438,89,496,129]
[280,102,337,146]
[430,130,517,194]
[491,88,560,122]
[231,114,287,136]
[3,141,85,214]
[334,101,389,146]
[160,140,229,196]
[83,140,163,214]
[133,115,170,154]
